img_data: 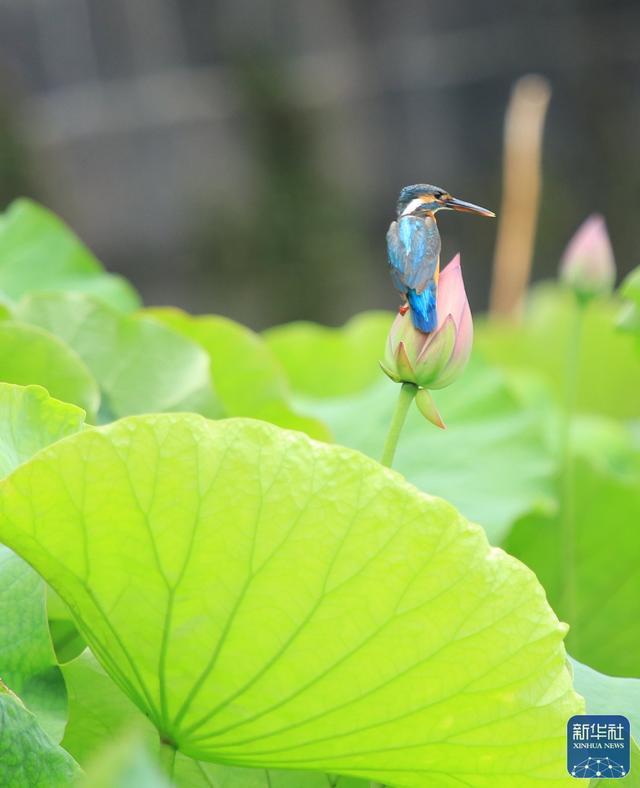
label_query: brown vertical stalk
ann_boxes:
[490,75,551,320]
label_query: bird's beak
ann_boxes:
[445,196,495,218]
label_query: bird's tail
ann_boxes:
[407,283,437,333]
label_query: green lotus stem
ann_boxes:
[381,383,417,468]
[159,738,177,779]
[560,297,585,650]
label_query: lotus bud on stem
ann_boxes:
[380,255,473,468]
[560,214,615,305]
[557,216,616,649]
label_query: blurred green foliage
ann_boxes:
[0,200,139,311]
[506,457,640,676]
[475,284,640,419]
[148,307,330,440]
[264,311,392,398]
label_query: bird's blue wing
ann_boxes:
[386,215,441,294]
[386,221,407,294]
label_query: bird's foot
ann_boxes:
[399,304,409,315]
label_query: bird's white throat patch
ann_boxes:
[401,198,426,216]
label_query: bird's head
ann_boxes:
[396,184,495,219]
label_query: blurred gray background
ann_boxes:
[0,0,638,328]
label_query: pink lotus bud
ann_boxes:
[560,215,616,301]
[380,255,473,427]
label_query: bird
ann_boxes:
[386,184,495,332]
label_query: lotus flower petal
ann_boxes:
[435,254,467,330]
[385,311,426,369]
[379,360,401,383]
[384,323,400,372]
[432,300,473,390]
[415,315,457,387]
[415,387,446,429]
[395,341,416,384]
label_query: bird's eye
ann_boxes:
[434,191,444,200]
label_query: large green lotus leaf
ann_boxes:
[0,414,580,786]
[569,658,640,787]
[16,293,219,420]
[264,311,393,397]
[505,456,640,677]
[0,680,80,786]
[0,199,139,311]
[190,767,365,787]
[0,384,86,740]
[293,360,553,544]
[148,308,329,441]
[475,284,640,419]
[187,764,366,787]
[62,650,365,787]
[0,321,99,420]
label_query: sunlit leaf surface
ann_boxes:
[0,199,139,311]
[0,414,580,786]
[0,322,99,420]
[0,383,86,479]
[62,650,366,787]
[16,293,219,420]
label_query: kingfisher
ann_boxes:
[387,184,495,332]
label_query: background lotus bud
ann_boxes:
[559,215,616,302]
[380,255,473,427]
